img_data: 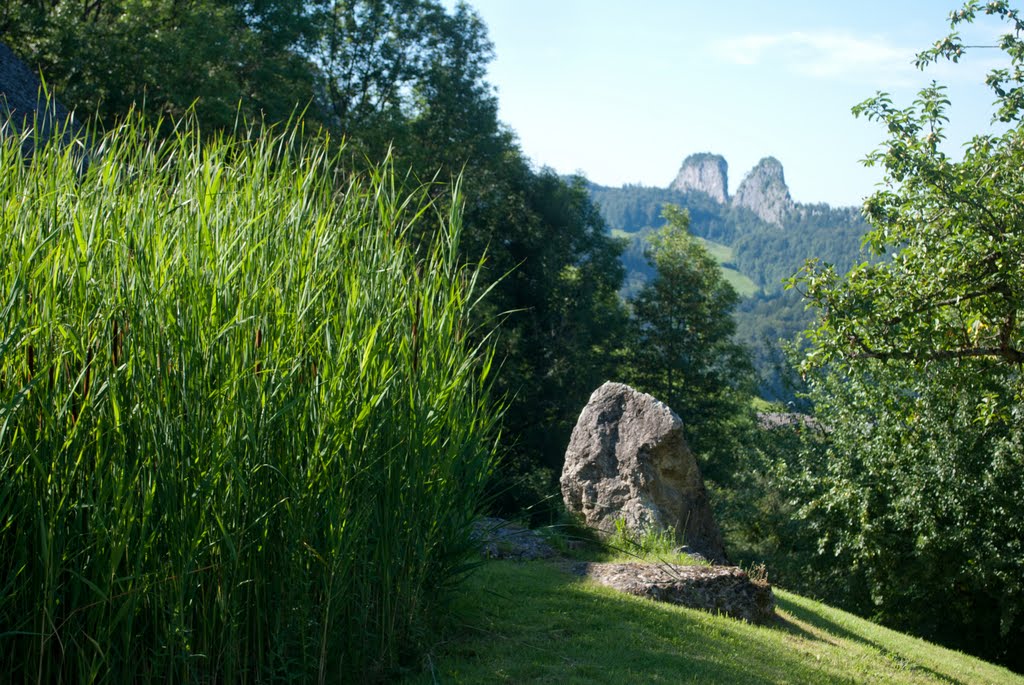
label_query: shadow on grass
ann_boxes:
[775,594,965,685]
[412,561,882,684]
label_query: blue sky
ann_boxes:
[445,1,1013,207]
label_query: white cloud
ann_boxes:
[714,31,918,85]
[714,27,1011,90]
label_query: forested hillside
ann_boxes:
[589,176,869,401]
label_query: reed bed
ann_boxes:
[0,116,499,682]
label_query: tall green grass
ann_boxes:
[0,115,500,682]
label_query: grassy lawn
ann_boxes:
[408,560,1023,684]
[718,266,760,298]
[694,237,760,297]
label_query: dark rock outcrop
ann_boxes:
[670,153,729,204]
[560,381,728,564]
[732,156,794,226]
[579,561,776,624]
[0,41,78,155]
[472,517,558,561]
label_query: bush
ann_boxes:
[790,363,1024,671]
[0,115,500,681]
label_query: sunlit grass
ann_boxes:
[597,519,709,566]
[694,237,760,297]
[0,115,500,682]
[409,561,1023,684]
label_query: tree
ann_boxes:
[1,0,323,130]
[312,0,451,153]
[627,205,753,477]
[478,168,630,519]
[795,14,1024,370]
[789,1,1024,670]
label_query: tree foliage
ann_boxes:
[625,206,754,480]
[1,0,322,129]
[795,20,1024,369]
[789,1,1024,670]
[485,171,629,516]
[630,207,744,410]
[732,204,867,296]
[793,363,1024,666]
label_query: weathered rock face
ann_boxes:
[669,153,729,204]
[732,156,794,226]
[580,562,776,624]
[560,381,728,564]
[0,41,77,155]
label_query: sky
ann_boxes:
[443,0,1013,207]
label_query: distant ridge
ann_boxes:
[586,157,870,403]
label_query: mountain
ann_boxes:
[670,152,729,203]
[587,154,869,403]
[732,156,794,226]
[666,153,796,227]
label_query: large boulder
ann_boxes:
[560,381,728,563]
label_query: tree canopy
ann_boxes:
[629,206,747,416]
[624,205,754,484]
[794,2,1024,373]
[788,1,1024,669]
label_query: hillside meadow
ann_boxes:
[409,559,1024,684]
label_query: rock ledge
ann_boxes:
[472,517,558,561]
[577,561,775,624]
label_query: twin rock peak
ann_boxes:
[670,153,794,227]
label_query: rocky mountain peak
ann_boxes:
[670,153,729,204]
[732,156,794,227]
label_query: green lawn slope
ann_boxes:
[696,237,759,297]
[408,561,1023,684]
